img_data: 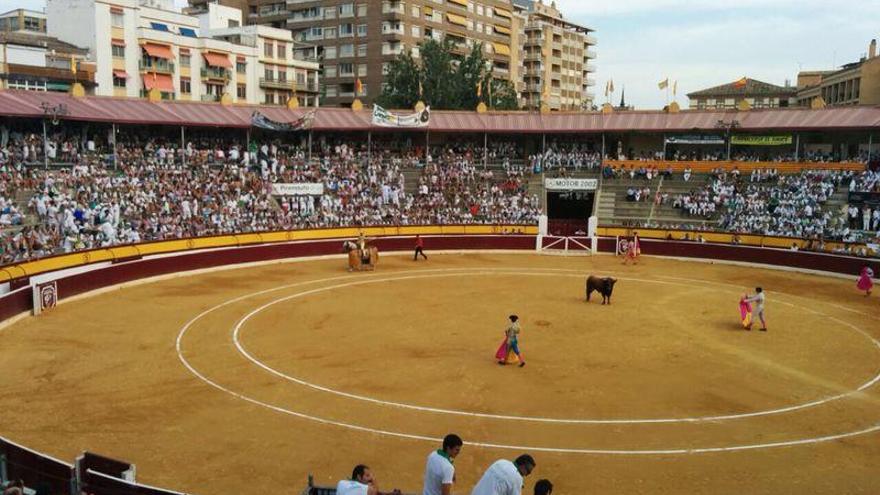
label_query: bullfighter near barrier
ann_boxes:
[586,276,617,304]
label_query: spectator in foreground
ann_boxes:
[471,454,536,495]
[423,433,463,495]
[336,464,400,495]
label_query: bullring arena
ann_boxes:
[2,90,880,495]
[1,229,879,495]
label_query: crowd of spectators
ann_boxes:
[4,122,880,265]
[0,130,540,265]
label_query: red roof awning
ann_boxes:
[111,39,125,47]
[203,52,232,68]
[142,43,173,60]
[143,73,173,92]
[112,70,129,79]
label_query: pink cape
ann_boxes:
[857,268,874,291]
[495,339,508,361]
[739,299,752,327]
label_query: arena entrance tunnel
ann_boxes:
[544,177,597,236]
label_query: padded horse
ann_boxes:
[586,275,617,305]
[343,241,379,271]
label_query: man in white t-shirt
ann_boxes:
[471,455,536,495]
[744,287,767,332]
[336,464,400,495]
[423,434,463,495]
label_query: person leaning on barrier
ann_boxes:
[336,464,401,495]
[471,455,536,495]
[423,433,463,495]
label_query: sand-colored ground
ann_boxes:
[1,253,879,495]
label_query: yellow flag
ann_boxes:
[542,83,550,99]
[658,78,668,90]
[70,56,77,75]
[476,81,482,98]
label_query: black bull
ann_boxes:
[586,276,617,304]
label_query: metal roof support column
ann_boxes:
[483,132,488,169]
[180,126,186,167]
[794,133,800,162]
[42,120,49,170]
[112,123,118,171]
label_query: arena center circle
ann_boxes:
[177,266,880,437]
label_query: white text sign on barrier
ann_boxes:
[544,178,598,191]
[271,183,324,196]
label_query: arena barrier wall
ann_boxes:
[605,159,866,173]
[595,237,880,276]
[1,228,878,495]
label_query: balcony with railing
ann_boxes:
[586,49,597,59]
[201,67,231,80]
[260,77,294,90]
[139,59,174,74]
[584,34,597,45]
[382,2,405,15]
[201,94,221,102]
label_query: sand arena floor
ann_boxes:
[1,253,879,495]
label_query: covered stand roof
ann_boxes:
[1,90,879,132]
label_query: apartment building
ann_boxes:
[0,9,46,34]
[518,0,596,111]
[46,0,318,106]
[211,22,321,106]
[796,39,880,107]
[0,31,96,93]
[279,0,522,106]
[687,78,796,110]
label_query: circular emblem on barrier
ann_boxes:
[618,239,630,255]
[82,252,91,263]
[186,239,195,249]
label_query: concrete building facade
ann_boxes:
[45,0,318,106]
[0,30,96,93]
[796,40,880,107]
[687,78,796,110]
[517,0,596,111]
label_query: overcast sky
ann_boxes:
[4,0,879,109]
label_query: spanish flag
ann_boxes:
[658,78,669,90]
[355,78,363,95]
[734,77,748,88]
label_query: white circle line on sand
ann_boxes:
[174,266,880,454]
[221,268,880,424]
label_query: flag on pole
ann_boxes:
[418,80,424,97]
[734,77,748,88]
[355,78,363,96]
[672,80,677,96]
[476,81,482,98]
[658,78,669,90]
[604,81,609,97]
[609,79,614,94]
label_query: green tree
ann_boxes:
[377,38,520,111]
